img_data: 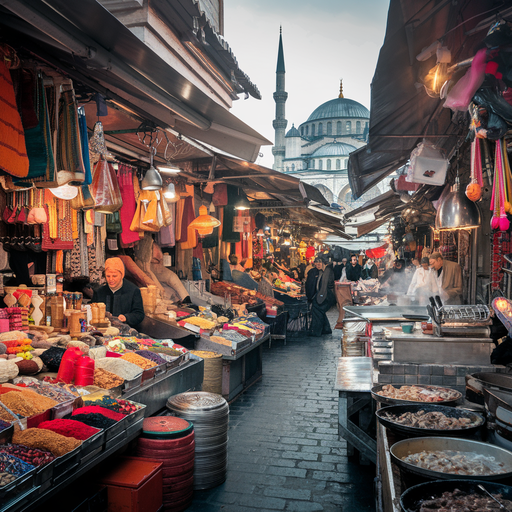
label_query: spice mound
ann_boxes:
[402,450,512,476]
[377,385,460,403]
[413,488,512,512]
[94,368,124,389]
[83,397,140,415]
[72,405,125,421]
[382,410,479,430]
[95,358,142,380]
[121,353,157,370]
[0,391,58,420]
[70,414,116,430]
[39,419,100,440]
[13,428,81,457]
[0,444,55,467]
[191,350,221,359]
[135,350,167,365]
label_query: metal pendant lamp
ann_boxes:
[141,147,163,191]
[435,177,481,230]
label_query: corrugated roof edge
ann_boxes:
[189,0,262,100]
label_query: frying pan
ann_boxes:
[391,437,512,483]
[402,314,429,321]
[376,404,484,438]
[371,384,462,407]
[400,479,512,512]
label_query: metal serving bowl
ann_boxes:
[400,479,512,512]
[371,384,462,407]
[391,437,512,484]
[376,404,485,438]
[466,372,512,405]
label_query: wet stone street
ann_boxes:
[187,310,376,512]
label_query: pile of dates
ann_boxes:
[0,444,55,467]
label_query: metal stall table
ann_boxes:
[335,356,376,464]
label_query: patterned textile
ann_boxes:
[0,60,29,177]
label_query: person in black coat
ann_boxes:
[92,257,145,329]
[306,256,335,337]
[345,255,362,282]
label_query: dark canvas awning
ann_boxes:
[348,0,506,199]
[0,0,271,162]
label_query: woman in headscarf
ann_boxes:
[361,258,378,280]
[92,257,145,329]
[306,255,335,337]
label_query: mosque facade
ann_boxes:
[272,30,384,212]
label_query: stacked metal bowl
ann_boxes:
[167,391,229,490]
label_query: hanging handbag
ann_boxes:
[407,141,449,186]
[90,157,123,213]
[106,211,123,234]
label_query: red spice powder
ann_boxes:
[38,419,100,440]
[72,405,125,421]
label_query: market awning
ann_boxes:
[348,0,506,199]
[0,0,271,162]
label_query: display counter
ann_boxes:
[0,355,203,512]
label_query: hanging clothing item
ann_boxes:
[56,85,86,185]
[117,164,139,245]
[222,185,241,243]
[0,60,29,177]
[78,108,92,185]
[180,195,197,250]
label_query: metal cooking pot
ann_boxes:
[376,404,484,438]
[484,387,512,417]
[391,437,512,484]
[466,372,512,405]
[400,479,512,512]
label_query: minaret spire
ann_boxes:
[272,26,288,172]
[338,79,344,98]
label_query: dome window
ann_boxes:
[318,123,323,136]
[327,122,332,135]
[291,164,295,171]
[356,121,361,133]
[301,127,304,136]
[327,159,331,170]
[337,121,341,135]
[346,121,351,133]
[336,159,341,170]
[306,125,309,136]
[319,160,323,170]
[310,159,315,169]
[311,124,315,136]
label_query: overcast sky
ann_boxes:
[223,0,390,168]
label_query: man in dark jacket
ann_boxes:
[92,257,145,329]
[345,255,362,282]
[306,256,335,337]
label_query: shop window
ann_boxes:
[346,121,351,133]
[318,123,323,136]
[327,122,332,135]
[319,160,323,170]
[336,159,340,170]
[337,121,342,135]
[327,159,331,170]
[311,124,315,136]
[356,121,361,133]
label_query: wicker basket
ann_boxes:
[192,351,223,394]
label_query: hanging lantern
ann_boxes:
[188,205,221,236]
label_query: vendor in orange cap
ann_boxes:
[92,257,145,328]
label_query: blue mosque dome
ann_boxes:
[311,142,356,158]
[285,124,300,138]
[307,98,369,122]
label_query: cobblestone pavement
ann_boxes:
[187,309,376,512]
